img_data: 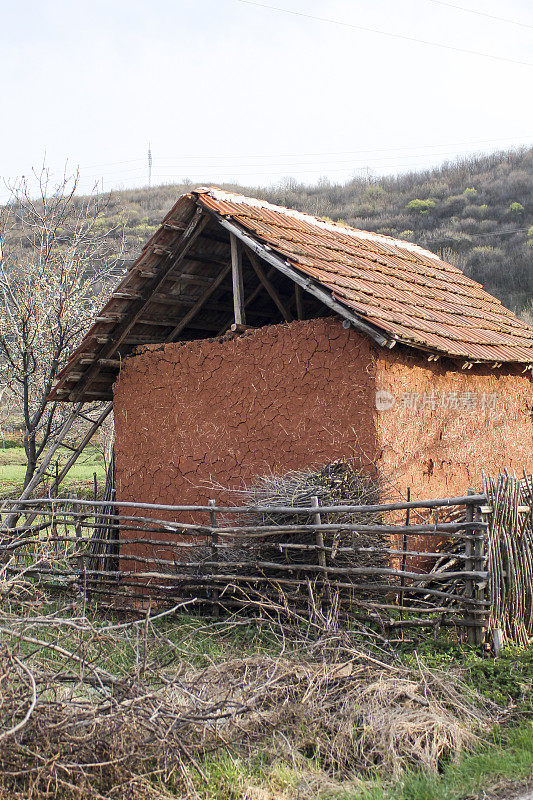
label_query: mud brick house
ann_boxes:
[50,188,533,511]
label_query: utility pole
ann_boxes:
[147,144,152,188]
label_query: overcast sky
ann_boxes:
[1,0,532,200]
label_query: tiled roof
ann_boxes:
[50,188,533,403]
[197,189,533,364]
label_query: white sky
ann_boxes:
[1,0,532,200]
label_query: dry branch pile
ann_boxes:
[211,461,391,595]
[0,587,500,800]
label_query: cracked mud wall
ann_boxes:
[113,316,533,514]
[112,316,532,577]
[374,350,533,499]
[113,318,380,514]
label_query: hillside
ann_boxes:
[99,147,533,317]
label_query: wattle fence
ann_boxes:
[0,474,531,648]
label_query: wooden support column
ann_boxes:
[230,233,246,326]
[464,489,478,646]
[295,285,304,320]
[311,495,331,606]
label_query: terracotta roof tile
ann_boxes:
[198,189,533,364]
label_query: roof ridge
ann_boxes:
[194,186,444,264]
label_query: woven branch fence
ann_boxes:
[0,474,531,648]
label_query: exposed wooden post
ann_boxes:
[295,285,304,320]
[311,496,331,605]
[51,462,59,555]
[208,499,219,617]
[493,627,504,655]
[399,487,411,621]
[230,234,246,326]
[72,497,84,577]
[473,498,488,647]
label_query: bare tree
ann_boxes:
[0,168,121,491]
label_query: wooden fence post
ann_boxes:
[72,497,84,577]
[208,499,219,617]
[473,498,488,647]
[311,496,331,605]
[51,461,59,556]
[399,487,411,620]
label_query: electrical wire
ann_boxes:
[81,135,532,168]
[422,0,533,30]
[234,0,533,67]
[75,141,532,183]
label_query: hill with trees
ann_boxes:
[97,147,533,320]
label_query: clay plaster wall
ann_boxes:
[113,318,379,511]
[113,316,533,510]
[374,350,533,499]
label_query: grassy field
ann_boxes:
[0,444,107,495]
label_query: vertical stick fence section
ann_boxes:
[311,495,331,606]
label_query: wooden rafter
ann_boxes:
[164,262,232,341]
[213,214,392,348]
[69,208,210,401]
[246,248,293,322]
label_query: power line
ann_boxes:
[71,134,533,172]
[76,141,532,182]
[422,0,533,30]
[234,0,533,68]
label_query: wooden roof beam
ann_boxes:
[70,207,210,400]
[212,214,392,348]
[245,248,293,322]
[164,261,232,341]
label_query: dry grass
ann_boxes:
[0,605,500,800]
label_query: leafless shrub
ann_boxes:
[0,167,122,491]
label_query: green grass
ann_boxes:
[0,444,106,492]
[341,723,533,800]
[184,722,533,800]
[399,637,533,714]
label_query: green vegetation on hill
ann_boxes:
[98,147,533,317]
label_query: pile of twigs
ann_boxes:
[225,459,389,572]
[0,591,500,800]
